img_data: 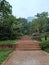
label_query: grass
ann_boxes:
[0,40,18,64]
[0,50,13,65]
[41,37,49,41]
[0,40,18,44]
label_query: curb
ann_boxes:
[43,51,49,56]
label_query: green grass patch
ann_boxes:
[0,50,13,65]
[0,40,18,44]
[41,37,49,41]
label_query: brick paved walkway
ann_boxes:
[2,36,49,65]
[2,51,49,65]
[16,35,41,50]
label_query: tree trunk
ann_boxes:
[45,35,47,40]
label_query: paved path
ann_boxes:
[2,36,49,65]
[16,35,41,50]
[2,50,49,65]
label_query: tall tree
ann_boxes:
[0,0,12,18]
[35,12,49,40]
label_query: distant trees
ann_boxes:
[31,12,49,40]
[16,18,28,35]
[0,0,49,40]
[0,0,23,40]
[35,12,48,33]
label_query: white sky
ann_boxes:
[6,0,49,18]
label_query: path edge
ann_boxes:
[2,51,14,65]
[43,51,49,56]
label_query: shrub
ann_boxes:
[16,33,23,37]
[44,48,49,53]
[40,41,49,50]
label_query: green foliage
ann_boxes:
[0,0,12,17]
[40,41,49,50]
[16,33,23,37]
[41,37,49,41]
[44,48,49,53]
[17,18,28,35]
[0,50,13,65]
[32,12,49,33]
[0,15,18,40]
[0,0,49,40]
[0,40,17,44]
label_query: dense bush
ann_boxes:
[40,41,49,50]
[16,33,23,37]
[44,48,49,53]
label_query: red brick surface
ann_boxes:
[16,35,41,50]
[21,35,32,40]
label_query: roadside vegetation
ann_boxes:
[41,37,49,41]
[0,40,17,44]
[40,41,49,53]
[0,50,13,65]
[40,36,49,53]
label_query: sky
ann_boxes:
[6,0,49,18]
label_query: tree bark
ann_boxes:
[45,35,47,40]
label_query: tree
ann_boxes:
[32,19,39,33]
[17,18,28,35]
[0,0,12,18]
[0,0,13,40]
[35,12,49,40]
